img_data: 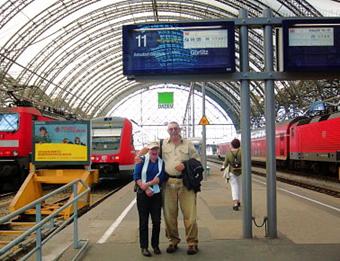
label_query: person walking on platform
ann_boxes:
[221,138,242,211]
[133,141,166,257]
[136,121,201,255]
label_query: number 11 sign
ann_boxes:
[122,21,235,77]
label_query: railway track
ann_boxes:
[208,158,340,198]
[0,193,16,218]
[90,182,127,209]
[0,181,129,260]
[0,193,15,199]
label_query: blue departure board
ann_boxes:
[282,19,340,71]
[122,21,235,76]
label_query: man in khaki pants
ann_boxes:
[138,121,200,255]
[162,121,200,255]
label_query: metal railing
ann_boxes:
[0,179,90,261]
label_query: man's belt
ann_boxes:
[167,174,183,179]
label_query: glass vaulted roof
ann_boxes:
[0,0,339,137]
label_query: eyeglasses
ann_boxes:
[168,127,179,131]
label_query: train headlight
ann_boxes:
[12,151,18,156]
[91,156,95,161]
[112,155,119,160]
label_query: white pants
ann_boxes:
[229,173,241,201]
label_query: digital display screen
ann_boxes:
[282,19,340,71]
[122,21,235,76]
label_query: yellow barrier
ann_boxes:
[9,167,99,219]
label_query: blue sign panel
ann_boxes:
[282,19,340,71]
[122,21,235,76]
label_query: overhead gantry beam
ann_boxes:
[17,9,269,116]
[0,0,325,124]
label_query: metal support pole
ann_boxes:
[73,183,80,249]
[187,85,191,138]
[35,203,42,261]
[188,83,193,138]
[202,82,207,180]
[49,218,55,230]
[192,86,195,137]
[183,82,194,138]
[239,8,252,238]
[187,99,190,138]
[263,8,278,238]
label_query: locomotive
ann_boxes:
[91,116,136,180]
[251,110,340,176]
[217,108,340,178]
[0,105,59,191]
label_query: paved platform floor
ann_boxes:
[40,163,340,260]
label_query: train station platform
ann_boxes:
[39,164,340,261]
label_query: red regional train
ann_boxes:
[91,116,136,180]
[217,110,340,177]
[0,105,59,191]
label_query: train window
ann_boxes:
[92,125,122,151]
[188,138,202,155]
[92,136,121,151]
[319,114,330,121]
[194,144,201,154]
[297,118,312,126]
[92,128,122,137]
[0,113,19,132]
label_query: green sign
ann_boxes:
[158,92,173,109]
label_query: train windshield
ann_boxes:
[188,138,202,155]
[0,113,19,132]
[92,128,121,151]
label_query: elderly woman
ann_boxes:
[133,141,165,257]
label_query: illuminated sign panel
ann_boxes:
[158,92,174,109]
[122,21,235,76]
[282,19,340,71]
[288,27,334,46]
[33,121,90,165]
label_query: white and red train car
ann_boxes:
[250,117,303,163]
[288,112,340,174]
[217,111,340,177]
[216,142,231,159]
[0,106,57,191]
[91,116,136,180]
